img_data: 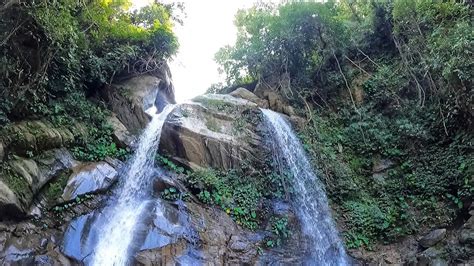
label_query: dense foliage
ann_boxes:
[215,0,473,252]
[157,154,288,231]
[1,0,178,160]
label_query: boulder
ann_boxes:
[0,221,70,265]
[153,177,175,195]
[107,115,135,148]
[372,158,396,184]
[419,229,446,248]
[230,87,268,108]
[416,246,448,266]
[61,162,118,202]
[0,149,75,219]
[102,73,176,133]
[0,121,81,157]
[0,181,22,218]
[101,76,157,133]
[373,158,395,173]
[460,216,474,244]
[254,83,295,117]
[134,239,188,265]
[159,94,267,171]
[185,202,262,264]
[115,75,163,110]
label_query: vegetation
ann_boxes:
[215,0,473,252]
[44,170,71,202]
[0,162,29,195]
[157,154,288,231]
[0,0,178,160]
[266,216,291,248]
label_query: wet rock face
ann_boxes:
[159,94,267,171]
[61,199,254,265]
[0,220,71,266]
[61,162,118,202]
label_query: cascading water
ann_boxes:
[91,104,175,265]
[261,109,349,265]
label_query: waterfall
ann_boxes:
[91,104,175,265]
[261,109,349,265]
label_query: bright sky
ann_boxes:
[134,0,258,102]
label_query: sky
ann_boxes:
[133,0,257,102]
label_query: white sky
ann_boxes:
[134,0,257,102]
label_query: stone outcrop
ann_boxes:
[159,94,267,171]
[0,149,75,219]
[419,228,446,248]
[460,214,474,245]
[101,72,177,133]
[101,75,158,133]
[230,87,269,108]
[254,83,295,117]
[107,114,135,148]
[0,120,85,157]
[61,162,118,202]
[0,194,107,265]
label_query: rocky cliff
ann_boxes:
[1,77,472,264]
[0,76,312,264]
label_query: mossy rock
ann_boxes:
[0,149,75,219]
[0,120,85,157]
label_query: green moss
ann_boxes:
[44,170,71,202]
[1,170,29,195]
[205,117,221,133]
[232,115,248,135]
[194,96,236,113]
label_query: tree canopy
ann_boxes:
[215,0,473,130]
[0,0,179,125]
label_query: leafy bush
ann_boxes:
[156,155,185,174]
[44,171,71,202]
[266,216,290,248]
[185,167,285,230]
[0,0,178,127]
[299,107,472,248]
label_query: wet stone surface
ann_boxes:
[61,199,198,264]
[61,162,118,202]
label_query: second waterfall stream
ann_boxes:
[261,108,349,265]
[91,104,176,265]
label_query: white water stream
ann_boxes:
[91,104,175,265]
[261,109,349,265]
